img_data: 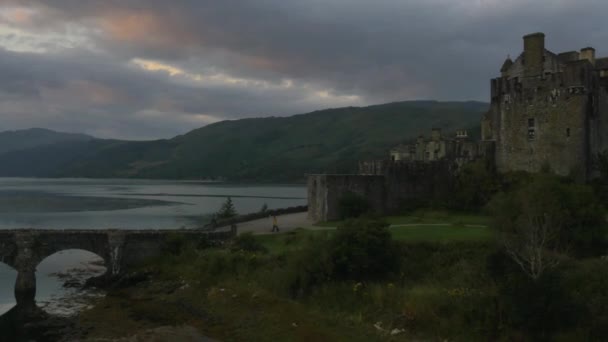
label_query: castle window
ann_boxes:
[566,128,570,137]
[528,118,536,140]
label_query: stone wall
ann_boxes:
[487,33,608,179]
[307,174,385,222]
[308,160,458,222]
[359,160,455,211]
[206,205,308,230]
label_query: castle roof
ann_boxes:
[500,57,513,72]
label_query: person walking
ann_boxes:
[271,215,279,232]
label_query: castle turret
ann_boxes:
[523,32,545,77]
[500,56,513,77]
[580,47,596,65]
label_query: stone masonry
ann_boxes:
[0,229,234,310]
[483,32,608,179]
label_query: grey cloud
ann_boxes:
[0,0,607,138]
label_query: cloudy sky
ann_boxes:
[0,1,606,139]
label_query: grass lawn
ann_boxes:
[255,219,494,254]
[315,209,490,228]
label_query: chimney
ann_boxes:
[523,32,545,76]
[580,47,596,65]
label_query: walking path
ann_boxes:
[237,212,314,234]
[234,212,488,235]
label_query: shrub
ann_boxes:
[162,233,190,255]
[329,218,398,280]
[338,191,370,219]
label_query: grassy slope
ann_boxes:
[3,100,485,181]
[77,213,494,341]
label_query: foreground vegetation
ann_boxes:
[69,171,608,341]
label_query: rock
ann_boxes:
[390,328,405,335]
[373,322,384,331]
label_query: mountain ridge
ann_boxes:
[0,100,488,181]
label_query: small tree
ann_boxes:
[488,174,606,280]
[217,197,237,219]
[259,203,268,214]
[489,176,567,280]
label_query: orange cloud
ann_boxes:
[97,9,199,48]
[0,7,36,25]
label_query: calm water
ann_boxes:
[0,178,306,315]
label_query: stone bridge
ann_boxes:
[0,228,235,309]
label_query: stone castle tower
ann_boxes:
[482,32,608,178]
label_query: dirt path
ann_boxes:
[236,212,315,234]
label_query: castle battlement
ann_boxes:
[484,32,608,179]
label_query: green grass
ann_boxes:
[315,210,490,228]
[255,221,494,254]
[389,224,493,242]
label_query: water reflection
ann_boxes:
[0,250,107,341]
[0,263,16,315]
[36,250,106,316]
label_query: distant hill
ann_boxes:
[0,101,488,181]
[0,128,92,155]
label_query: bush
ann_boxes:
[562,259,608,340]
[329,218,398,280]
[338,191,370,219]
[162,233,190,255]
[230,232,267,253]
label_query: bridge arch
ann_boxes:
[35,249,107,314]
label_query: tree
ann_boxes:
[489,177,565,280]
[259,203,268,213]
[452,160,500,210]
[217,197,237,219]
[488,175,606,280]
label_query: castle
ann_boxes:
[389,128,479,168]
[308,33,608,222]
[484,32,608,178]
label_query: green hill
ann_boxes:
[0,101,488,181]
[0,128,92,155]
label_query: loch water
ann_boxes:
[0,178,306,317]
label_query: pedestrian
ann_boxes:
[271,215,279,232]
